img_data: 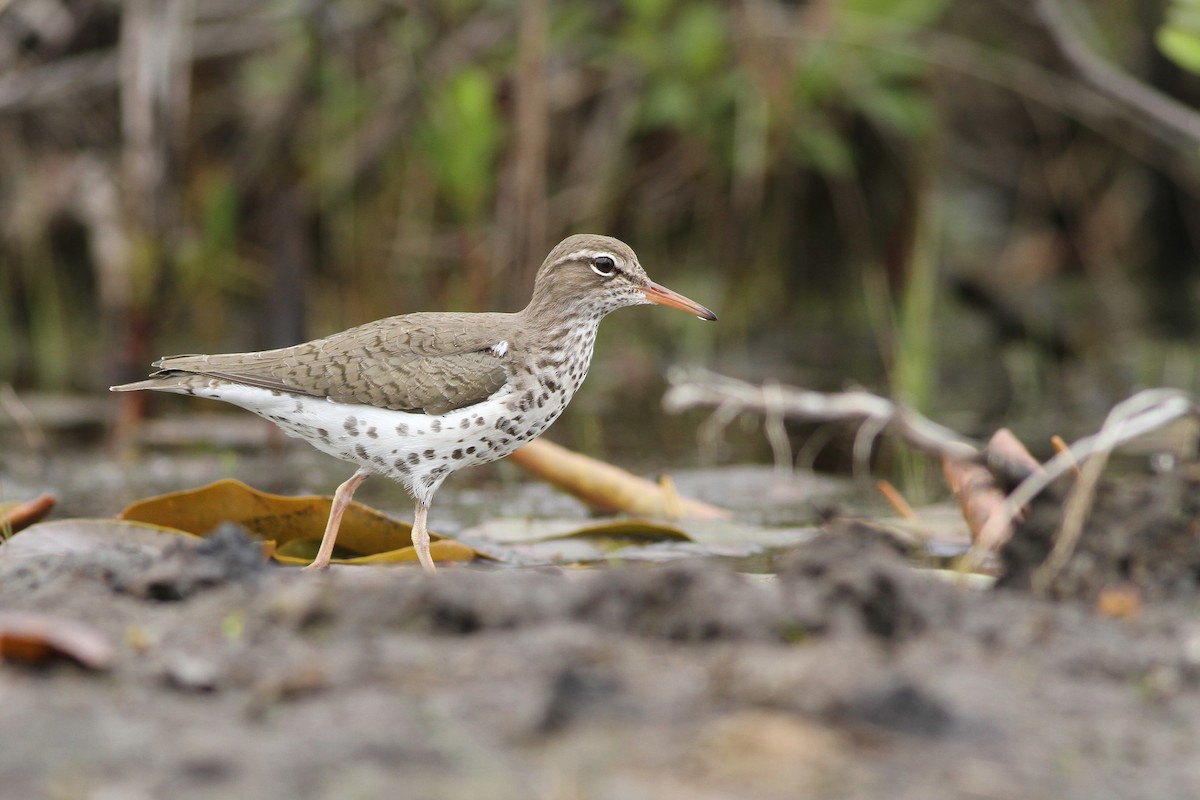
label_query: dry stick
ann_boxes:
[877,480,917,520]
[762,381,793,475]
[666,370,1198,576]
[1034,0,1200,151]
[972,389,1196,572]
[1028,389,1195,593]
[1049,434,1081,477]
[0,385,46,452]
[664,368,982,463]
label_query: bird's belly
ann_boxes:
[188,381,569,499]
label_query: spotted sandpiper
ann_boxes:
[112,234,716,573]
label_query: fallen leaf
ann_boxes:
[460,517,818,565]
[0,612,115,669]
[119,479,478,566]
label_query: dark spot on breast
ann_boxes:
[344,417,359,435]
[545,379,560,393]
[271,390,282,397]
[460,418,470,429]
[536,396,546,409]
[396,423,409,435]
[466,446,476,454]
[355,444,368,459]
[407,453,420,466]
[474,416,486,426]
[452,449,462,459]
[423,449,435,460]
[293,401,304,413]
[431,419,442,433]
[394,459,410,474]
[367,427,378,439]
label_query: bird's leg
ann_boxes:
[305,468,371,571]
[411,500,436,574]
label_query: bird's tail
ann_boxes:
[109,374,196,394]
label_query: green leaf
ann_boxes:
[418,69,503,218]
[637,77,697,130]
[793,122,856,177]
[857,84,934,137]
[673,3,728,76]
[1158,25,1200,74]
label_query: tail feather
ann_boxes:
[110,373,196,394]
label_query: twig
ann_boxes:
[1034,0,1200,151]
[972,388,1196,572]
[1028,389,1195,593]
[877,479,916,520]
[664,367,982,463]
[666,370,1199,578]
[0,385,46,452]
[762,381,793,475]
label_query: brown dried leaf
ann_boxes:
[119,479,478,566]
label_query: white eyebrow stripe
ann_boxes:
[572,251,616,262]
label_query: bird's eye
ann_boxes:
[591,256,617,277]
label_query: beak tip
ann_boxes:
[641,281,718,322]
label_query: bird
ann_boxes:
[111,234,717,573]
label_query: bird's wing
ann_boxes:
[148,313,516,415]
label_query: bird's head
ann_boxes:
[529,234,717,322]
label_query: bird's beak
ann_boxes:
[641,280,718,321]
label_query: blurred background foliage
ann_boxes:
[3,0,1200,466]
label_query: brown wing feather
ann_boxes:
[149,312,517,414]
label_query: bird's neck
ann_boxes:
[518,289,603,336]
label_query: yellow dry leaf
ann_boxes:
[119,478,477,566]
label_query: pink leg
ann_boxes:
[305,468,370,571]
[411,500,436,574]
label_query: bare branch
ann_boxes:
[1035,0,1200,152]
[663,368,982,463]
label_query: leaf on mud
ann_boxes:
[0,519,194,563]
[460,517,818,565]
[0,493,56,535]
[0,611,115,670]
[1096,584,1142,619]
[118,479,478,566]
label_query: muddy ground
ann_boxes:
[3,450,1200,799]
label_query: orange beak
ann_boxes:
[641,280,718,321]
